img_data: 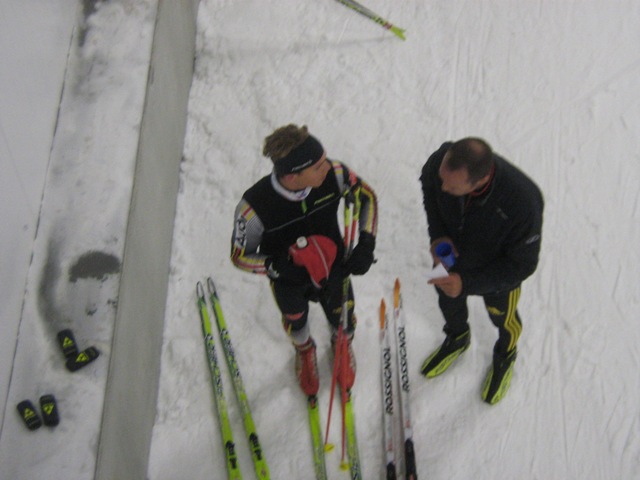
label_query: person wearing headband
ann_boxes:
[230,124,378,397]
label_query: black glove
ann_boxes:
[344,232,376,275]
[266,254,309,284]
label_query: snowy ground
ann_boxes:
[0,0,77,423]
[2,1,639,479]
[149,1,640,479]
[0,1,157,478]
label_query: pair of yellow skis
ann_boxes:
[196,278,269,480]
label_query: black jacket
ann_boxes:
[244,167,346,258]
[230,160,377,275]
[420,142,544,296]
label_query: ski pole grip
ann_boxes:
[296,236,308,249]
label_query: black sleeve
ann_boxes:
[419,143,451,242]
[459,198,543,295]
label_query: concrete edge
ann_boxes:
[95,1,200,478]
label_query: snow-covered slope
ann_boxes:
[2,1,638,479]
[149,1,640,479]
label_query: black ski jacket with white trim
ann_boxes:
[231,159,377,275]
[420,142,544,296]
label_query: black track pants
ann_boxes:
[271,267,355,334]
[437,285,522,355]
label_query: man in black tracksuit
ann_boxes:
[419,137,543,404]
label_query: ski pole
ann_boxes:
[335,0,406,40]
[324,187,357,446]
[324,195,356,452]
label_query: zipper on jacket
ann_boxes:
[458,196,466,233]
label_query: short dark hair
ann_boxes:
[446,137,494,183]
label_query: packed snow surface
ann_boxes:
[150,1,640,479]
[2,1,639,479]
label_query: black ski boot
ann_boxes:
[420,330,470,378]
[482,348,517,405]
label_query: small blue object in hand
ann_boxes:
[435,242,456,269]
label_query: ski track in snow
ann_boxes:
[148,1,640,479]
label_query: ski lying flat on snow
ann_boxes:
[394,279,417,479]
[207,277,270,480]
[334,0,406,40]
[308,395,328,479]
[196,281,242,480]
[380,299,397,479]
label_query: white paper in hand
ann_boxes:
[426,263,449,280]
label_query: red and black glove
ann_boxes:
[344,231,376,275]
[289,235,338,289]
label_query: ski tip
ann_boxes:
[394,278,401,306]
[324,443,335,453]
[393,27,406,41]
[196,281,204,298]
[387,25,406,40]
[207,276,217,295]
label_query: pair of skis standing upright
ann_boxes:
[380,279,418,480]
